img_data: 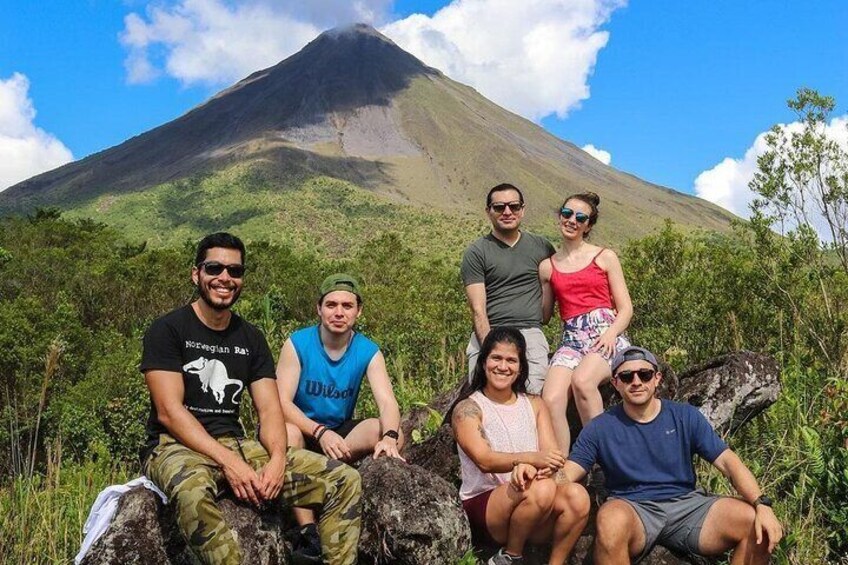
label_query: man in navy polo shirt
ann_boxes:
[276,273,404,561]
[559,346,783,563]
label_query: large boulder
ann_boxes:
[81,457,470,565]
[676,351,780,434]
[358,457,471,564]
[79,487,290,565]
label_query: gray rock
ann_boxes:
[80,487,290,565]
[676,351,780,433]
[358,456,471,564]
[79,487,178,565]
[403,423,461,486]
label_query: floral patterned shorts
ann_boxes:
[549,307,630,370]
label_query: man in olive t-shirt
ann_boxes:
[461,183,555,393]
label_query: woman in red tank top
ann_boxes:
[538,192,633,455]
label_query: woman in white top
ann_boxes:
[450,327,590,565]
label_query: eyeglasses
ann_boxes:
[560,207,590,223]
[200,261,246,278]
[489,201,524,214]
[614,369,656,384]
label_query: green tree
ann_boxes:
[748,88,848,367]
[750,88,848,271]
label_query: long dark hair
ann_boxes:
[445,327,529,424]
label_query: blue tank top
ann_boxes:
[291,325,379,428]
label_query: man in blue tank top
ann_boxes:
[559,346,783,564]
[276,273,404,559]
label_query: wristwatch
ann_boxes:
[382,430,399,441]
[753,495,773,508]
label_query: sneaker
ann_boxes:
[487,547,525,564]
[290,523,323,564]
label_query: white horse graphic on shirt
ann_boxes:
[183,357,244,405]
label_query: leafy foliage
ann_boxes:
[0,89,846,564]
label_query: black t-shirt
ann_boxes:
[140,305,276,456]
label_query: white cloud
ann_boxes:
[383,0,625,121]
[695,117,848,221]
[581,143,611,165]
[120,0,625,121]
[0,73,73,191]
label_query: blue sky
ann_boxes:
[1,0,846,217]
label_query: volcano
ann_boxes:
[0,24,733,249]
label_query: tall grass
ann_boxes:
[696,361,848,564]
[0,440,131,564]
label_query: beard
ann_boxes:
[198,281,242,311]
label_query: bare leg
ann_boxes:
[485,479,556,556]
[571,353,611,424]
[699,498,771,565]
[547,482,590,564]
[342,418,406,460]
[594,499,646,565]
[286,423,317,527]
[542,366,574,454]
[506,479,556,555]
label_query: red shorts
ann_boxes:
[462,489,497,545]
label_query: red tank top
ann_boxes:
[549,249,614,320]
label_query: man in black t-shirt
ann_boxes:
[141,232,361,565]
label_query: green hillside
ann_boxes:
[59,165,485,257]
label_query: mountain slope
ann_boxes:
[0,24,734,251]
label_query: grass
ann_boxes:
[694,363,846,564]
[0,442,131,564]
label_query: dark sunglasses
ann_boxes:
[560,207,590,223]
[614,369,656,384]
[490,201,524,214]
[200,261,245,278]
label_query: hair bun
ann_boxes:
[583,192,600,207]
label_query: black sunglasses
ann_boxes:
[490,201,524,214]
[614,368,656,384]
[560,207,590,223]
[200,261,246,278]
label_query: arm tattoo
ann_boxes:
[477,423,491,447]
[452,399,482,427]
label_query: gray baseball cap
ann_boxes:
[611,346,659,374]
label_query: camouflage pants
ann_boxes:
[145,434,361,565]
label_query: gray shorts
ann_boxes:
[466,327,550,394]
[619,490,720,562]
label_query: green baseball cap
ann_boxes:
[319,273,362,300]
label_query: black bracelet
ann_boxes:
[315,426,330,442]
[381,429,399,441]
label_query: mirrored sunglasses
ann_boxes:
[559,206,589,224]
[560,207,590,223]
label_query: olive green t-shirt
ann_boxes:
[461,232,555,329]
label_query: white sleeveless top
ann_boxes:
[457,391,539,500]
